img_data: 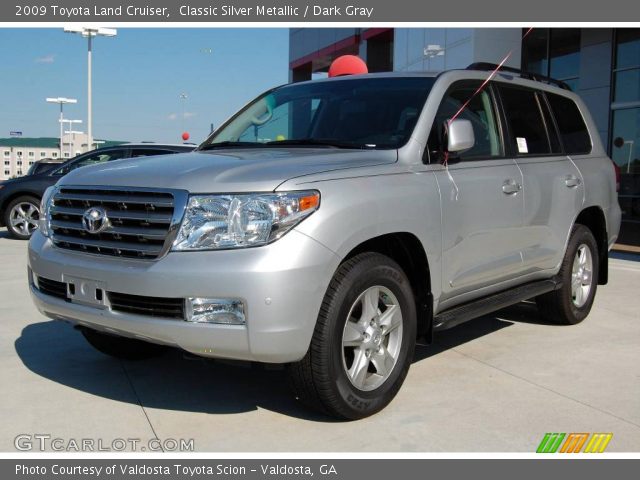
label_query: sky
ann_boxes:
[0,28,289,144]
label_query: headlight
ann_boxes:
[38,186,57,238]
[172,190,320,251]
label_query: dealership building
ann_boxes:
[289,28,640,247]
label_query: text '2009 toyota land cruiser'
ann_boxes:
[28,63,621,419]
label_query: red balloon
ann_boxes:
[328,55,368,78]
[181,132,190,141]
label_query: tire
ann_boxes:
[4,195,41,240]
[289,252,417,420]
[81,328,166,361]
[536,224,599,325]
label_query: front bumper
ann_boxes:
[28,230,340,363]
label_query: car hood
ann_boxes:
[58,148,397,192]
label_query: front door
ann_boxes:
[428,81,526,307]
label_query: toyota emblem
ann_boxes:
[82,206,110,234]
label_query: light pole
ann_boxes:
[60,119,82,157]
[63,26,117,152]
[179,93,188,133]
[46,97,77,157]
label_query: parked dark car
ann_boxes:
[0,143,194,239]
[26,159,65,176]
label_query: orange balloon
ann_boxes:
[328,55,368,78]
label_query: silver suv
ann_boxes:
[28,65,621,419]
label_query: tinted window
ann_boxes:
[499,86,554,155]
[546,93,591,155]
[53,149,127,176]
[428,82,502,161]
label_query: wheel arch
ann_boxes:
[341,232,433,341]
[573,206,608,285]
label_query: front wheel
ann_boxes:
[4,195,41,240]
[536,224,599,325]
[289,252,417,420]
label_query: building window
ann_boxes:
[611,29,640,246]
[614,30,640,103]
[3,151,9,157]
[29,161,34,166]
[522,28,581,90]
[4,160,9,166]
[51,152,58,158]
[4,170,9,176]
[17,170,22,175]
[16,160,22,166]
[40,152,46,157]
[28,151,34,157]
[16,151,22,157]
[63,152,70,158]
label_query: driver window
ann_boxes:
[428,82,502,162]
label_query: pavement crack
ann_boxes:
[119,360,164,452]
[442,343,640,430]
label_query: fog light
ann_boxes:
[186,298,246,325]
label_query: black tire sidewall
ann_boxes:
[325,256,416,418]
[561,225,599,323]
[4,195,40,240]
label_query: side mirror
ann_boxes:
[446,119,475,153]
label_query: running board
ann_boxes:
[433,278,561,331]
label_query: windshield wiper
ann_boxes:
[264,138,370,149]
[199,141,267,150]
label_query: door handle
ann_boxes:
[502,180,522,195]
[565,175,582,188]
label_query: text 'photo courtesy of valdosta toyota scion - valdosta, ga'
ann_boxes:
[24,5,375,18]
[15,463,337,476]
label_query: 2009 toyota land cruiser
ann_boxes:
[28,64,621,419]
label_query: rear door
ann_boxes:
[430,81,526,305]
[497,84,585,273]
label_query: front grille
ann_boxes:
[37,276,68,301]
[108,292,185,319]
[50,187,184,260]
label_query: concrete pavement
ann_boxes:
[1,230,639,452]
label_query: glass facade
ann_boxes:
[522,29,581,90]
[612,30,640,245]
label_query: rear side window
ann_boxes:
[499,86,557,156]
[546,93,592,155]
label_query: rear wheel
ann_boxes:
[289,252,417,420]
[536,224,599,325]
[81,328,166,360]
[4,195,41,240]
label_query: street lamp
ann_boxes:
[63,26,117,152]
[46,97,77,157]
[179,93,188,133]
[60,119,82,157]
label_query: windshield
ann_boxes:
[200,77,435,150]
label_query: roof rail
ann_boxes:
[466,62,572,91]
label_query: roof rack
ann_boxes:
[466,62,572,91]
